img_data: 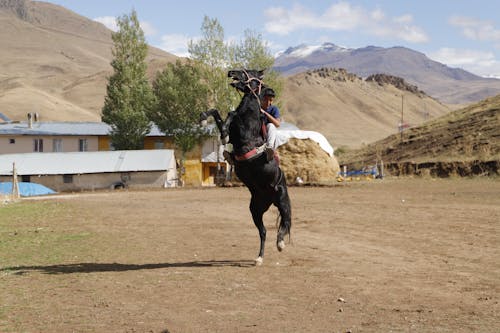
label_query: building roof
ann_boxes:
[0,150,176,175]
[0,121,165,136]
[0,121,218,137]
[0,112,11,122]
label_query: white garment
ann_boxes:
[266,123,278,149]
[275,128,334,156]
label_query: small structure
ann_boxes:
[0,150,178,192]
[0,120,225,187]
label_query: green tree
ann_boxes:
[230,29,284,110]
[189,18,284,115]
[188,16,239,115]
[150,60,209,163]
[101,10,155,150]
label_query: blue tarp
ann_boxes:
[0,182,57,197]
[340,166,378,177]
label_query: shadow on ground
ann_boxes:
[1,260,256,275]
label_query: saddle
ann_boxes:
[225,119,278,165]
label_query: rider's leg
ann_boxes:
[266,123,277,161]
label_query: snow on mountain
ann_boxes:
[273,42,500,104]
[279,42,351,59]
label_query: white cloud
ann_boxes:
[370,8,385,21]
[94,16,118,31]
[429,47,500,77]
[449,16,500,42]
[368,14,427,43]
[394,14,412,24]
[264,1,428,43]
[158,34,194,57]
[93,17,157,37]
[264,2,363,35]
[140,21,157,37]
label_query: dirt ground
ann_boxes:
[1,178,499,332]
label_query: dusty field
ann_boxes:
[1,178,499,332]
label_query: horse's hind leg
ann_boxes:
[250,194,271,266]
[274,177,292,252]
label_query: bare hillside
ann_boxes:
[0,0,176,122]
[282,68,451,148]
[0,1,454,152]
[338,94,500,176]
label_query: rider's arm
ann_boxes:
[261,108,281,127]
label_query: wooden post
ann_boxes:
[400,94,404,142]
[12,162,20,199]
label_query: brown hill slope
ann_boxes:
[282,68,451,148]
[0,0,176,122]
[338,94,500,176]
[1,1,452,152]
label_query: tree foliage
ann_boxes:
[150,60,209,156]
[188,16,240,115]
[230,29,284,110]
[188,18,283,115]
[101,10,155,150]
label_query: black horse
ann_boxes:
[200,69,292,265]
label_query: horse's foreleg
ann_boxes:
[200,108,225,137]
[250,195,271,266]
[221,111,235,144]
[200,109,234,144]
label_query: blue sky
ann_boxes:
[44,0,500,78]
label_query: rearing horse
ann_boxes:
[200,69,292,266]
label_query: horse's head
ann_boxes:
[228,69,265,94]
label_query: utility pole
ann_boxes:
[400,94,404,141]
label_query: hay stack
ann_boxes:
[278,138,340,185]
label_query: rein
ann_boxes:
[242,69,264,102]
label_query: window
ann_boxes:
[79,138,88,152]
[33,139,43,152]
[21,175,31,182]
[9,138,15,144]
[53,139,63,152]
[63,174,73,183]
[154,140,164,149]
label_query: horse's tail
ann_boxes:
[275,210,292,244]
[275,169,292,242]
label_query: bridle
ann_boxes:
[241,69,264,102]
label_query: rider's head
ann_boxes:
[261,88,275,108]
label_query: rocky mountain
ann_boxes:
[281,68,451,148]
[274,43,500,105]
[0,0,176,122]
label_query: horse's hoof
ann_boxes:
[277,240,285,252]
[254,257,263,266]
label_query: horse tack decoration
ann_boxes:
[200,69,292,266]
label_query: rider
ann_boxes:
[223,87,281,165]
[260,87,281,149]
